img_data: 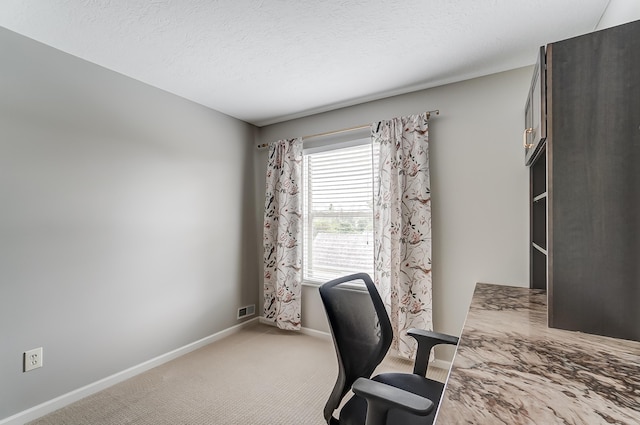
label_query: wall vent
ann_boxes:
[237,304,256,319]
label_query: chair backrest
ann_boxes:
[319,273,393,423]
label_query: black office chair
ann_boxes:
[319,273,458,425]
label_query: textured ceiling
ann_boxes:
[0,0,610,126]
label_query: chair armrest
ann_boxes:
[407,329,459,376]
[352,378,434,425]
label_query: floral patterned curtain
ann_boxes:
[372,112,432,359]
[263,138,303,331]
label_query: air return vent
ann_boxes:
[237,304,256,319]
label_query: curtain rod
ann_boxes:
[257,109,439,149]
[304,110,439,140]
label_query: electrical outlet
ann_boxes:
[24,347,43,372]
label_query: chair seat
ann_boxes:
[339,373,445,425]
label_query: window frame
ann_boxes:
[302,135,375,287]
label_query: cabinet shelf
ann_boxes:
[533,192,547,202]
[532,242,547,255]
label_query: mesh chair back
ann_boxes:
[319,273,393,423]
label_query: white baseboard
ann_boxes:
[300,326,332,341]
[258,316,275,327]
[0,317,259,425]
[258,316,332,341]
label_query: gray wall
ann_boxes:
[0,28,258,419]
[255,67,533,359]
[596,0,640,30]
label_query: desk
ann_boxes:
[435,283,640,424]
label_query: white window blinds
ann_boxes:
[303,142,376,283]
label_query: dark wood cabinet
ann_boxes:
[526,46,548,291]
[527,20,640,342]
[524,47,547,166]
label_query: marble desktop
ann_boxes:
[435,283,640,424]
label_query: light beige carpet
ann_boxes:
[28,323,447,425]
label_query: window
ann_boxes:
[302,140,376,284]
